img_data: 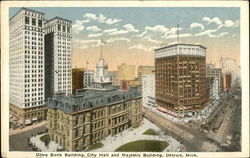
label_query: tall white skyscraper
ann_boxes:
[9,8,45,109]
[9,8,72,123]
[44,17,72,99]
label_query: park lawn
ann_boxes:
[40,134,50,143]
[86,142,104,151]
[143,129,158,135]
[115,140,168,152]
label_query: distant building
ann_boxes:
[83,70,94,88]
[142,74,156,107]
[154,44,209,117]
[137,65,155,80]
[107,71,118,86]
[117,63,136,85]
[208,78,219,100]
[47,54,142,151]
[72,68,84,94]
[44,16,72,99]
[225,73,232,92]
[206,64,223,93]
[220,57,237,90]
[120,80,129,91]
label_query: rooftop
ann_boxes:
[9,7,45,22]
[47,87,141,114]
[154,43,206,52]
[46,16,72,23]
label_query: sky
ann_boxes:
[10,7,240,71]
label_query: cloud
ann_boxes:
[108,24,139,35]
[106,18,122,25]
[103,28,118,33]
[123,24,139,32]
[80,45,88,49]
[83,13,97,20]
[202,16,222,29]
[195,29,218,37]
[88,33,103,38]
[80,39,100,44]
[223,20,240,28]
[144,35,162,44]
[135,25,170,38]
[128,44,158,52]
[106,37,130,43]
[190,23,205,30]
[165,33,192,40]
[72,20,85,33]
[219,32,229,37]
[79,39,101,47]
[83,13,122,25]
[86,26,102,32]
[145,25,169,33]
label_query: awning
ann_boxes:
[32,118,38,121]
[25,119,31,124]
[157,106,178,117]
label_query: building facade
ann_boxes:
[44,17,72,99]
[83,70,95,88]
[117,63,136,85]
[208,78,219,100]
[220,57,237,90]
[142,74,156,107]
[107,71,118,86]
[154,44,209,117]
[72,68,84,94]
[9,8,47,123]
[206,64,223,93]
[137,65,155,81]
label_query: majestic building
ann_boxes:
[72,67,84,94]
[47,54,142,151]
[142,74,156,107]
[206,64,223,93]
[117,63,136,85]
[9,8,47,124]
[154,44,209,117]
[44,17,72,99]
[83,70,95,88]
[137,65,155,81]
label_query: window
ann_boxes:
[58,24,61,31]
[63,26,66,32]
[67,27,70,33]
[25,17,29,24]
[32,18,36,26]
[38,20,42,27]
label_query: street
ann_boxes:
[143,86,242,152]
[9,125,47,151]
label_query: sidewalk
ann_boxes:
[9,120,48,135]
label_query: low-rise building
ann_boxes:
[83,70,94,88]
[72,67,84,94]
